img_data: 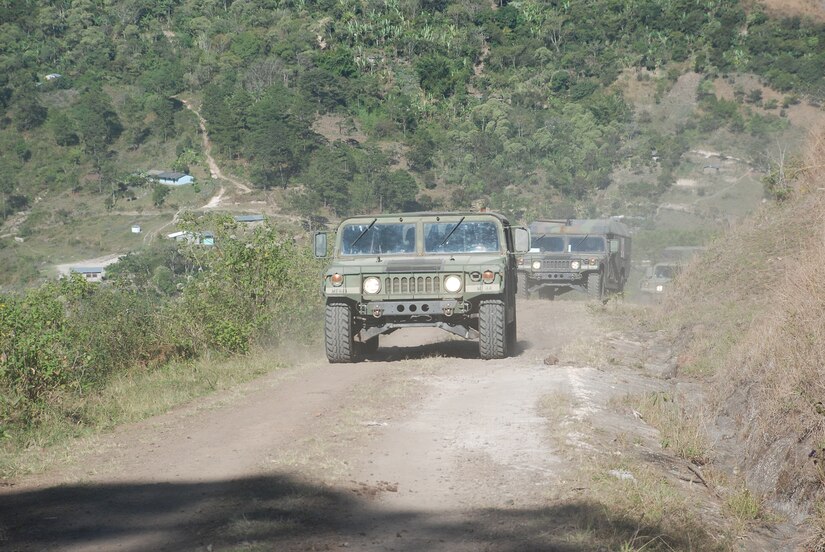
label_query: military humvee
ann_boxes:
[639,246,704,295]
[314,212,530,363]
[517,218,631,300]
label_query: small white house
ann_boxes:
[234,214,266,223]
[45,73,62,81]
[70,267,105,282]
[148,170,194,186]
[167,230,214,246]
[131,224,142,234]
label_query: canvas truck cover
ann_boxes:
[528,219,631,237]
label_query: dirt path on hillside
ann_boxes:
[180,98,253,198]
[0,300,791,551]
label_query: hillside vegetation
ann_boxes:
[657,128,825,545]
[2,1,825,286]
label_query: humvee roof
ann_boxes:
[342,211,512,224]
[528,219,630,236]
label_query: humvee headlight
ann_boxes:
[330,273,343,287]
[532,261,541,270]
[656,285,664,292]
[571,261,580,270]
[363,276,381,295]
[444,274,463,293]
[482,270,495,284]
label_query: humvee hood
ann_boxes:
[326,254,504,275]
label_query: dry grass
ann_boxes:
[632,392,711,466]
[589,460,729,551]
[754,0,825,22]
[652,127,825,540]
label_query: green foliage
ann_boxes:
[244,85,320,188]
[152,184,171,207]
[1,220,322,431]
[176,214,322,354]
[415,54,464,98]
[378,170,418,212]
[15,94,48,131]
[0,277,164,425]
[73,88,122,168]
[762,157,804,202]
[107,240,192,296]
[0,0,816,222]
[743,14,825,95]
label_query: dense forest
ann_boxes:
[1,0,824,223]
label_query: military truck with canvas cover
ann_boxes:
[639,246,704,295]
[315,212,530,363]
[518,219,631,300]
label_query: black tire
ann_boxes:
[506,315,517,354]
[325,303,354,363]
[479,299,507,360]
[587,272,603,301]
[517,272,529,299]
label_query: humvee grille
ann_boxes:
[542,259,569,270]
[384,275,442,295]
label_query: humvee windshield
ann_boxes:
[568,236,605,253]
[340,222,416,255]
[532,235,565,252]
[654,264,679,279]
[424,221,500,253]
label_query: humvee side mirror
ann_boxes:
[314,232,328,258]
[609,239,620,253]
[513,227,530,253]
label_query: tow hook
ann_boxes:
[443,306,454,317]
[372,307,383,318]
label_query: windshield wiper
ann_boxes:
[570,234,589,252]
[350,218,377,248]
[439,216,465,246]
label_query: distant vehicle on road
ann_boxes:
[639,246,705,295]
[517,218,632,301]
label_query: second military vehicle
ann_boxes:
[315,212,530,363]
[517,218,631,300]
[639,246,705,295]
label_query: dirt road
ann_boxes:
[0,300,783,551]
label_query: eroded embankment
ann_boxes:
[655,130,825,547]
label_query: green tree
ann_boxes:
[15,93,48,131]
[74,88,122,168]
[49,111,79,146]
[301,144,355,213]
[415,54,462,98]
[378,170,418,212]
[245,86,319,188]
[152,184,170,206]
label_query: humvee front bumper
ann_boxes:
[357,300,472,318]
[530,271,585,283]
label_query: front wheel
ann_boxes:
[479,299,507,360]
[517,272,529,299]
[587,272,603,301]
[506,313,517,354]
[325,303,354,363]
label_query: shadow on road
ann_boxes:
[366,339,529,362]
[1,474,714,551]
